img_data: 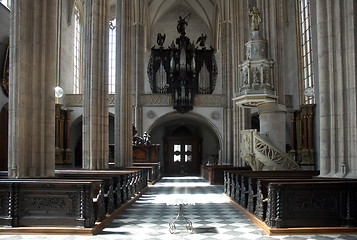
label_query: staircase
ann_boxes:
[240,129,299,171]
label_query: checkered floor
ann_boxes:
[0,176,356,240]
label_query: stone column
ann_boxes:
[232,0,250,166]
[133,0,145,136]
[115,0,133,167]
[316,0,357,178]
[219,0,233,164]
[258,103,287,152]
[8,0,57,178]
[82,0,110,169]
[258,0,286,105]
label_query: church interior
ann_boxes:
[0,0,357,239]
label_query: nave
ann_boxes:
[0,177,356,240]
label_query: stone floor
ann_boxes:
[0,176,357,240]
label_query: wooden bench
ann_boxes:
[109,162,160,183]
[225,170,319,208]
[0,179,103,228]
[100,166,148,194]
[265,180,357,228]
[54,172,117,218]
[201,165,251,185]
[224,170,357,230]
[133,163,161,183]
[55,169,139,210]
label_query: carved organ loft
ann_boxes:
[147,14,218,113]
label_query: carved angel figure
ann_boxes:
[196,34,207,47]
[157,33,166,47]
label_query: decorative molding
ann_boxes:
[140,94,171,106]
[211,111,221,120]
[66,94,226,108]
[66,94,115,107]
[147,110,156,119]
[65,94,83,107]
[194,94,226,107]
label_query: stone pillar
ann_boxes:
[219,0,233,164]
[316,0,357,178]
[258,103,287,152]
[232,0,250,167]
[8,0,57,178]
[133,0,145,136]
[258,0,286,105]
[115,0,133,167]
[82,0,110,169]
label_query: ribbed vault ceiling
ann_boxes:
[147,0,217,32]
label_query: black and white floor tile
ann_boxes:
[0,176,356,240]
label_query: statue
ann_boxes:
[253,68,260,83]
[177,14,191,36]
[132,130,151,145]
[142,132,151,145]
[249,7,262,31]
[196,34,207,47]
[157,33,166,47]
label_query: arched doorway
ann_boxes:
[0,105,8,171]
[148,113,221,176]
[166,125,201,175]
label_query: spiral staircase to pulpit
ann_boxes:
[233,15,299,171]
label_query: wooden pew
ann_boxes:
[100,168,147,195]
[55,169,138,210]
[133,163,161,183]
[54,172,116,219]
[253,177,357,222]
[224,170,253,197]
[247,173,319,215]
[202,165,251,185]
[225,170,319,208]
[109,162,160,184]
[265,180,357,228]
[0,179,102,228]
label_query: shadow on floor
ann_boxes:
[194,227,219,234]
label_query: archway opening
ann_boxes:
[148,113,220,175]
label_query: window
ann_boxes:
[108,19,116,94]
[173,145,181,162]
[0,0,10,9]
[73,4,81,94]
[296,0,315,104]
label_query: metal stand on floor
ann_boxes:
[169,204,193,234]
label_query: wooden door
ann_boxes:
[166,136,200,175]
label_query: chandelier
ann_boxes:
[148,14,217,113]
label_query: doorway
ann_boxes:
[148,113,221,176]
[166,136,201,175]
